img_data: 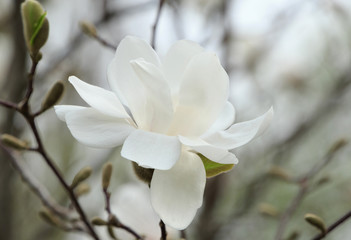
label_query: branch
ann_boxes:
[151,0,166,49]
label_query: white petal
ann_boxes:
[205,107,274,149]
[201,101,236,138]
[150,150,206,230]
[130,59,173,133]
[64,108,135,148]
[168,52,229,137]
[179,136,238,164]
[108,36,160,129]
[68,76,129,119]
[121,129,181,170]
[162,40,204,95]
[54,105,86,121]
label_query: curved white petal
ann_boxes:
[168,52,229,137]
[162,40,204,95]
[121,129,181,170]
[107,36,160,129]
[201,101,236,138]
[130,59,173,133]
[179,136,238,164]
[68,76,129,119]
[205,107,274,149]
[150,150,206,230]
[54,105,86,121]
[64,108,135,148]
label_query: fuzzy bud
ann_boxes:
[268,166,291,182]
[258,203,279,217]
[71,166,92,189]
[328,139,347,154]
[21,0,49,57]
[304,213,327,234]
[80,21,97,38]
[41,81,64,113]
[91,217,108,226]
[39,208,63,227]
[132,162,154,185]
[102,162,113,190]
[1,134,29,150]
[75,182,91,197]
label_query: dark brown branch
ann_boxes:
[151,0,166,49]
[311,210,351,240]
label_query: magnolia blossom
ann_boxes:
[55,36,273,230]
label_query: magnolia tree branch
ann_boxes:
[0,57,101,240]
[274,140,347,240]
[311,210,351,240]
[151,0,166,49]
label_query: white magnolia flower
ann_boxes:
[55,36,273,230]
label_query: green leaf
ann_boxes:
[199,154,234,178]
[30,11,47,45]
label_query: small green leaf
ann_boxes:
[199,154,234,178]
[30,12,47,45]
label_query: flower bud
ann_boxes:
[39,208,63,227]
[258,203,279,217]
[132,162,154,184]
[107,226,117,240]
[74,182,91,197]
[71,166,92,189]
[80,21,97,38]
[328,139,347,154]
[102,162,113,190]
[268,166,291,182]
[1,134,29,150]
[91,217,107,226]
[41,81,64,113]
[21,0,49,57]
[304,213,326,234]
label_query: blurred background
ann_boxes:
[1,0,351,239]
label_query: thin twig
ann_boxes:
[151,0,166,49]
[311,210,351,240]
[159,220,167,240]
[94,35,117,50]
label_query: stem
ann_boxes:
[151,0,166,49]
[311,210,351,240]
